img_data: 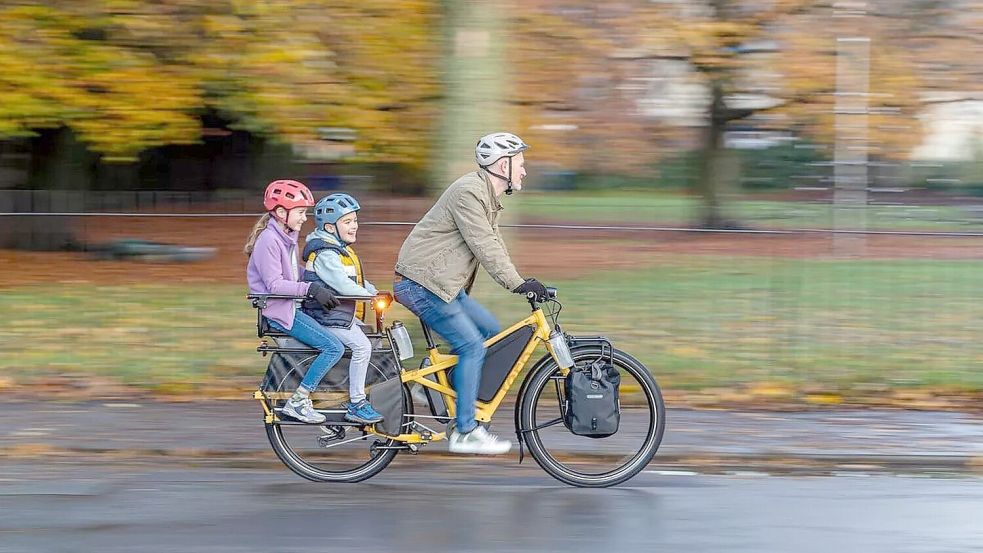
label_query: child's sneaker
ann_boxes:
[344,400,384,424]
[447,425,512,455]
[281,396,326,424]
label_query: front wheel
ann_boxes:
[517,347,665,487]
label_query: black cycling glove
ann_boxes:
[512,278,548,299]
[307,282,340,309]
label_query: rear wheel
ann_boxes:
[265,416,402,483]
[261,352,408,483]
[517,347,665,487]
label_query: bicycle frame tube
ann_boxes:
[256,306,564,443]
[369,310,553,443]
[396,308,555,426]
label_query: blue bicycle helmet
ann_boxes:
[314,193,361,231]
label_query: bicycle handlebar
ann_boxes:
[524,286,559,306]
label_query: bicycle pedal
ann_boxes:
[317,426,347,447]
[405,421,434,442]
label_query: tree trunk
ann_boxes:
[436,0,505,192]
[0,129,83,251]
[694,82,738,229]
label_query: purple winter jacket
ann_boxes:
[246,220,311,330]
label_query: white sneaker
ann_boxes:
[447,425,512,455]
[281,397,326,424]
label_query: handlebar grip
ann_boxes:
[525,288,558,303]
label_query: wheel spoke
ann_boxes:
[522,416,565,433]
[310,430,374,450]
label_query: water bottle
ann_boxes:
[388,321,414,361]
[548,329,574,369]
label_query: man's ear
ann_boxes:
[497,157,510,175]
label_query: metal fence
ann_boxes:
[1,189,981,391]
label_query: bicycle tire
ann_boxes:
[262,354,409,483]
[517,347,665,487]
[265,417,401,483]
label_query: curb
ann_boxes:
[650,453,983,474]
[4,444,981,475]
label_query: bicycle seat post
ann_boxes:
[420,321,438,350]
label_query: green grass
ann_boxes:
[513,190,983,230]
[466,258,983,390]
[0,284,261,387]
[4,257,981,392]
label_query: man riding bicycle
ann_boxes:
[393,132,551,455]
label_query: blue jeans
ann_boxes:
[394,278,500,433]
[267,311,345,392]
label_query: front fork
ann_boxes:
[513,351,573,464]
[513,335,612,462]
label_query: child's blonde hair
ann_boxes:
[243,213,271,256]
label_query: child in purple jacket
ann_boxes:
[245,179,344,424]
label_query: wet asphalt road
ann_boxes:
[1,459,981,553]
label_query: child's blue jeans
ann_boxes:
[267,311,345,392]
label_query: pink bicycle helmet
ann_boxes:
[263,179,315,212]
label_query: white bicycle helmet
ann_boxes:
[475,132,529,167]
[475,132,529,195]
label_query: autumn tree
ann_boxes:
[0,1,443,249]
[509,3,669,179]
[0,0,441,168]
[0,3,202,162]
[507,1,957,228]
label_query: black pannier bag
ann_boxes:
[564,354,621,437]
[366,376,405,436]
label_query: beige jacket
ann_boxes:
[395,170,525,302]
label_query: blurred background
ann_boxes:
[1,0,982,408]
